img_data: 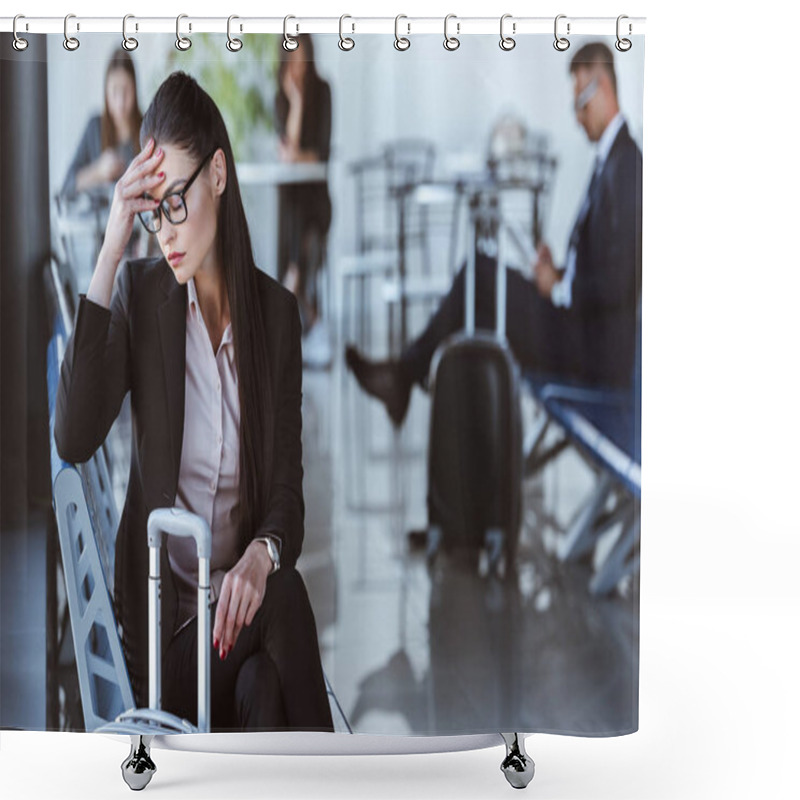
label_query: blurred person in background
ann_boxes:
[275,34,333,367]
[61,49,143,199]
[346,42,642,428]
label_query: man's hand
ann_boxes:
[532,243,561,299]
[213,541,273,661]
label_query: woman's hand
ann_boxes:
[213,541,273,660]
[281,70,303,105]
[278,137,300,163]
[98,137,165,270]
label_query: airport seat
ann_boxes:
[44,257,350,733]
[523,309,641,596]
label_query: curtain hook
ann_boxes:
[553,14,570,52]
[500,14,516,51]
[444,14,460,51]
[175,14,192,51]
[394,15,410,51]
[63,13,80,51]
[283,15,299,51]
[616,15,632,51]
[338,14,355,51]
[12,15,29,51]
[122,14,138,51]
[227,15,243,52]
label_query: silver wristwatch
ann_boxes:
[255,536,281,574]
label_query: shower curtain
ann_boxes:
[0,24,643,741]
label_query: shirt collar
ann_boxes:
[596,112,625,170]
[186,276,234,352]
[186,275,200,319]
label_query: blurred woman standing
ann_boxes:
[275,34,333,366]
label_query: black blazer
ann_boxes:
[570,120,643,386]
[55,256,304,705]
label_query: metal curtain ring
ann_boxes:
[227,15,243,52]
[283,15,298,51]
[394,15,410,51]
[339,14,355,51]
[12,15,29,51]
[499,14,516,51]
[175,14,192,51]
[63,14,80,51]
[443,14,460,51]
[616,14,632,51]
[553,14,570,51]
[122,14,138,51]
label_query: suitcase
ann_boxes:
[426,192,523,575]
[104,507,212,789]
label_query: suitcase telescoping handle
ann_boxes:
[147,508,212,732]
[465,192,507,341]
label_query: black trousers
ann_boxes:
[399,254,584,386]
[278,183,331,328]
[162,566,334,732]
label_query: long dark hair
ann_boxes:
[140,71,270,551]
[275,34,326,141]
[101,50,143,153]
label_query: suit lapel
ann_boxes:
[157,265,187,504]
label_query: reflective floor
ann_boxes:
[299,348,638,737]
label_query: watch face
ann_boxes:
[267,540,279,568]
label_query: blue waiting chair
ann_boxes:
[524,306,641,595]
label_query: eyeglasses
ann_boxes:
[574,77,598,113]
[138,148,216,234]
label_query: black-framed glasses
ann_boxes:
[138,148,217,234]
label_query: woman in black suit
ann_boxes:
[55,71,333,732]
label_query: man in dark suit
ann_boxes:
[345,42,642,427]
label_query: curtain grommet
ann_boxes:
[339,14,355,51]
[554,14,570,52]
[122,14,138,51]
[283,15,299,51]
[500,14,516,51]
[615,15,632,51]
[12,15,29,51]
[63,13,80,51]
[226,15,243,52]
[175,14,192,51]
[444,14,460,51]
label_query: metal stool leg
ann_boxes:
[121,735,156,791]
[500,733,535,789]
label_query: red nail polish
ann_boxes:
[213,638,218,649]
[221,649,227,661]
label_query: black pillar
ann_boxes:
[0,32,53,730]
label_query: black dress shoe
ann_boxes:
[345,345,412,428]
